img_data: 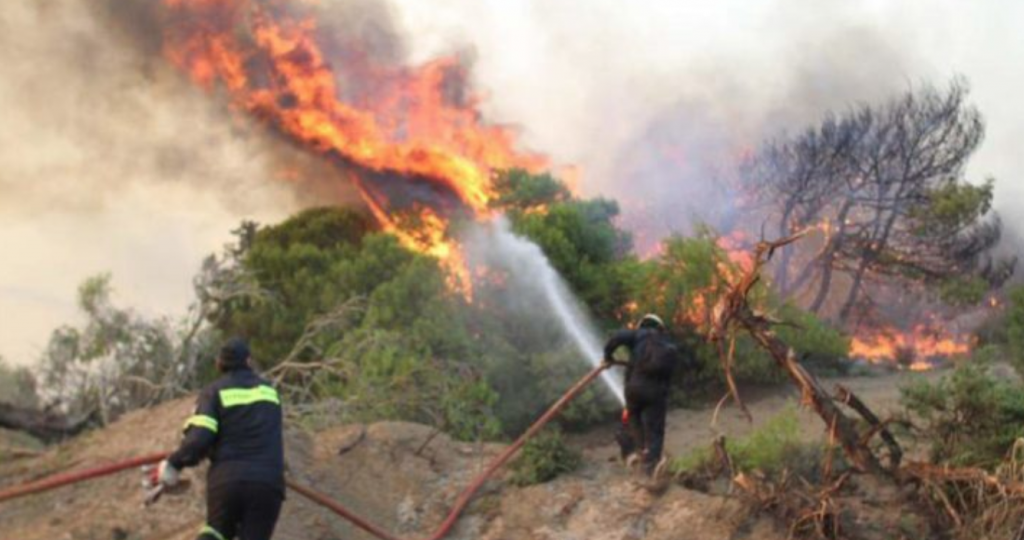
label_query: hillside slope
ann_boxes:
[0,395,786,540]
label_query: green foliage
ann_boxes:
[775,304,851,374]
[489,170,634,325]
[511,199,634,322]
[728,404,803,473]
[215,208,504,440]
[313,327,502,441]
[901,358,1024,468]
[913,179,994,235]
[37,274,200,422]
[491,168,571,211]
[671,404,820,476]
[439,376,504,442]
[628,232,785,389]
[627,231,735,328]
[527,349,618,430]
[938,276,990,307]
[218,208,381,363]
[0,356,38,408]
[509,427,581,486]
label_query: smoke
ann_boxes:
[388,0,1024,242]
[0,0,365,364]
[4,0,1023,363]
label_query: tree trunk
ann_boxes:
[710,232,891,477]
[0,402,93,443]
[775,202,798,294]
[746,325,885,475]
[838,199,903,323]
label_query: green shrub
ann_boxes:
[629,232,785,392]
[901,357,1024,468]
[775,304,851,375]
[671,404,822,477]
[309,328,503,442]
[509,427,582,486]
[0,356,38,409]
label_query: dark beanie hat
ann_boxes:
[219,337,251,370]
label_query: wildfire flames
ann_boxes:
[158,0,984,369]
[850,325,972,370]
[160,0,545,295]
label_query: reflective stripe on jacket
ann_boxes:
[168,367,285,491]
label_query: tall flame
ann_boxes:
[160,0,545,294]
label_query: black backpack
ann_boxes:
[632,331,682,380]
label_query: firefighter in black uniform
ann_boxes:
[603,314,680,476]
[155,338,285,540]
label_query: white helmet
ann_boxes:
[639,313,665,330]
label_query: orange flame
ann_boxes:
[716,231,755,275]
[161,0,546,295]
[849,324,971,369]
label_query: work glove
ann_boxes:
[156,460,180,487]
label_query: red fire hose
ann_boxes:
[0,365,607,540]
[0,452,170,503]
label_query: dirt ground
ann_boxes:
[0,367,946,540]
[577,367,946,464]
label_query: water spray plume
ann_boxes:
[468,219,626,404]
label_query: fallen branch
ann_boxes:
[898,440,1024,537]
[707,231,890,476]
[0,402,94,443]
[834,384,903,471]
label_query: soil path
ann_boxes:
[576,368,946,463]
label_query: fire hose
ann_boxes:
[0,364,607,540]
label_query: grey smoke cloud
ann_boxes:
[2,0,1022,364]
[0,0,357,364]
[390,0,1023,236]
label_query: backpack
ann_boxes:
[632,331,682,380]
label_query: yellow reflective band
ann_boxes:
[183,414,218,434]
[199,525,226,540]
[219,385,280,408]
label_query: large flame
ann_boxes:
[160,0,545,295]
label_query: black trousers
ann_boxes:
[624,384,669,473]
[198,481,284,540]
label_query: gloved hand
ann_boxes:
[156,460,180,487]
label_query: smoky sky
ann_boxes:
[389,0,1023,237]
[2,0,1022,364]
[0,0,344,364]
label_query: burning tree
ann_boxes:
[744,80,1013,325]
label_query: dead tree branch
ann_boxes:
[707,230,891,476]
[834,384,903,472]
[0,402,94,443]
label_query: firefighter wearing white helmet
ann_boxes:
[603,313,680,477]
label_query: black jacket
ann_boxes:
[604,328,680,396]
[168,368,284,491]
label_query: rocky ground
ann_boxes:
[0,368,946,540]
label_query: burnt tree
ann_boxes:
[709,232,894,475]
[743,80,1012,322]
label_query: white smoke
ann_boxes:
[0,0,361,364]
[389,0,1024,238]
[4,0,1023,364]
